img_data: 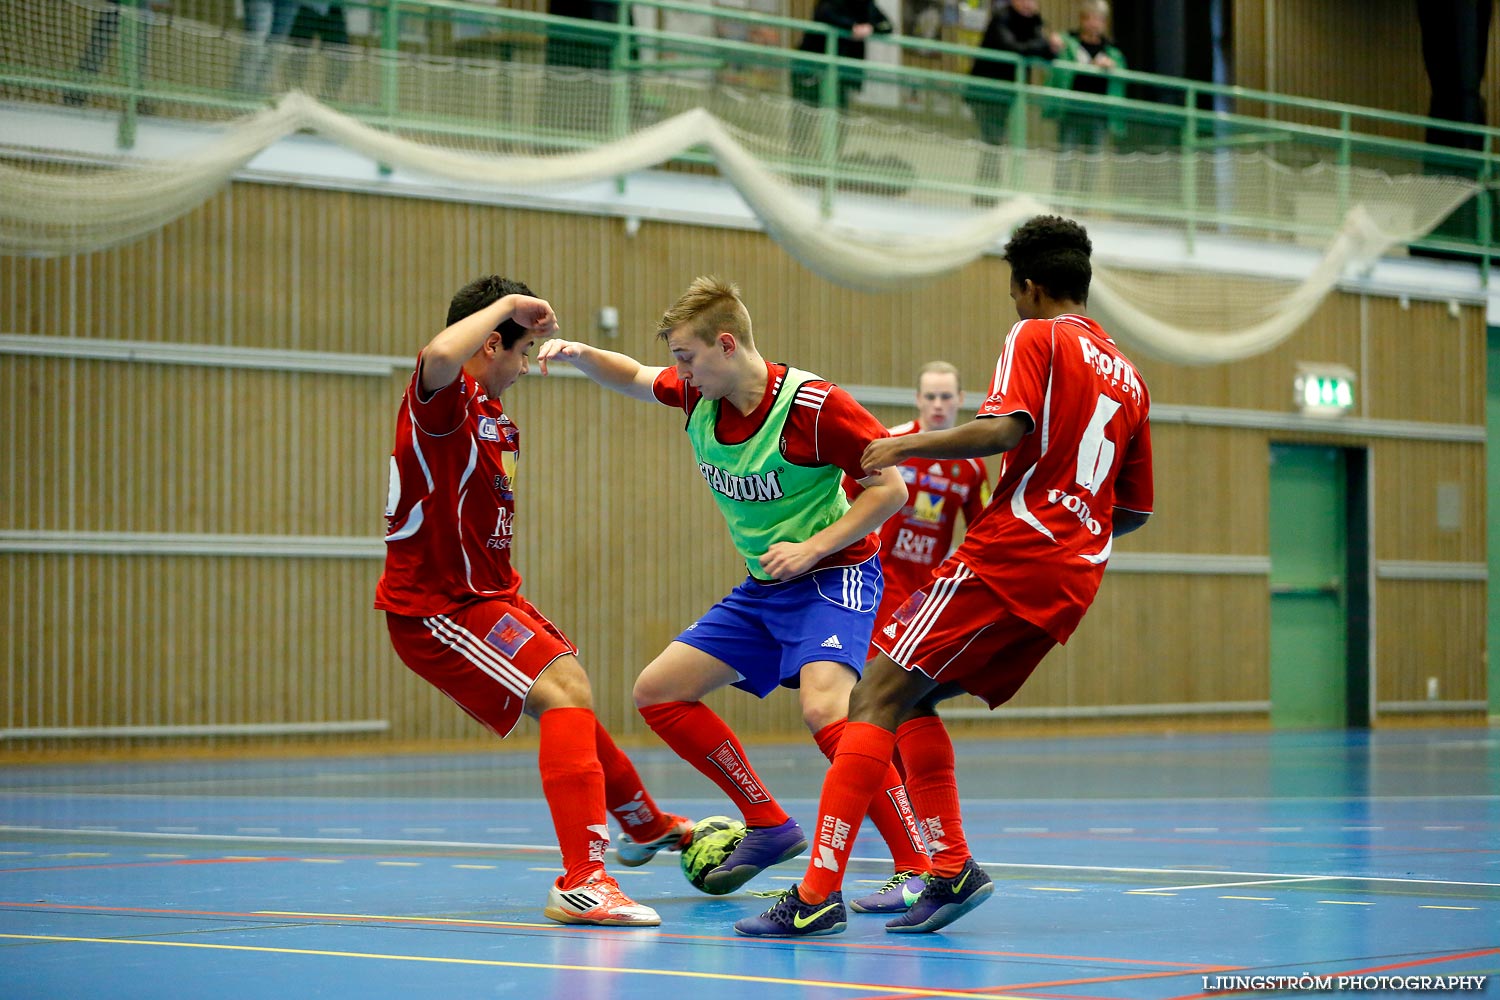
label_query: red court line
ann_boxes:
[845,964,1247,1000]
[1162,946,1500,1000]
[0,900,1225,968]
[0,857,294,875]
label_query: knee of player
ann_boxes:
[847,674,910,728]
[529,658,594,712]
[631,673,669,709]
[799,697,845,732]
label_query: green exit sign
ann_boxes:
[1294,365,1356,417]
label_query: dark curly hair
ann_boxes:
[1002,216,1092,305]
[446,275,536,349]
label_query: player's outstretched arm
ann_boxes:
[758,466,906,581]
[862,414,1026,472]
[419,294,558,396]
[534,339,665,403]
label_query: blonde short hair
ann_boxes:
[1080,0,1109,17]
[657,276,754,346]
[918,360,960,384]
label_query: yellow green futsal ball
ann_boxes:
[679,815,747,895]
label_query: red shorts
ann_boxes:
[385,596,576,738]
[870,560,1057,708]
[866,572,922,660]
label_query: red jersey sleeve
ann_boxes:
[652,367,702,415]
[782,382,889,479]
[407,349,474,437]
[978,320,1052,431]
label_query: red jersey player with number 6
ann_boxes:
[737,215,1154,937]
[375,276,693,928]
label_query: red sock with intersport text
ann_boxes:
[799,721,897,903]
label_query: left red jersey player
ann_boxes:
[374,275,692,928]
[844,361,990,646]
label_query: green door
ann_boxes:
[1269,444,1348,728]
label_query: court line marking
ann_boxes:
[1128,876,1334,894]
[0,934,1029,998]
[0,902,1230,967]
[3,827,1496,888]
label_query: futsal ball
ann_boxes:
[679,815,747,895]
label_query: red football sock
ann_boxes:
[896,715,970,876]
[638,701,788,828]
[593,718,678,843]
[799,721,897,903]
[813,720,929,875]
[537,707,609,888]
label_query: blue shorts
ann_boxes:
[674,555,883,698]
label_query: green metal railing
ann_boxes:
[6,0,1498,272]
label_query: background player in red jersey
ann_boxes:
[844,361,990,652]
[737,215,1154,937]
[375,276,692,928]
[536,277,935,911]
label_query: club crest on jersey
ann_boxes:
[477,416,501,442]
[484,614,534,657]
[912,491,945,524]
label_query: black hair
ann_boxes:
[1001,215,1092,304]
[447,275,536,349]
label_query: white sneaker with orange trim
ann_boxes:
[616,815,695,867]
[544,872,661,927]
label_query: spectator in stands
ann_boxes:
[232,0,302,94]
[1049,0,1126,197]
[965,0,1061,204]
[789,0,894,158]
[286,2,351,102]
[63,0,172,109]
[543,0,630,133]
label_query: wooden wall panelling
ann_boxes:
[1,178,1489,746]
[1233,0,1500,134]
[1374,580,1487,704]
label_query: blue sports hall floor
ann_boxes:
[1,728,1496,999]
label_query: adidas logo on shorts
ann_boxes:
[820,634,843,650]
[883,622,897,638]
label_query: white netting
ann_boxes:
[0,0,1484,364]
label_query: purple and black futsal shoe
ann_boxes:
[849,869,929,913]
[733,885,846,937]
[884,857,993,933]
[702,817,807,895]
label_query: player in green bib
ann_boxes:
[537,277,935,910]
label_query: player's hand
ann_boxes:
[758,540,823,581]
[535,338,589,376]
[506,295,560,336]
[861,436,906,474]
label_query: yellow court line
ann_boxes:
[0,934,1028,999]
[255,910,553,928]
[1419,906,1478,911]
